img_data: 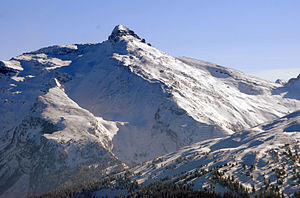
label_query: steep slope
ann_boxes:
[0,53,126,197]
[0,25,299,197]
[273,74,300,100]
[131,110,300,196]
[62,25,300,165]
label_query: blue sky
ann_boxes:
[1,0,299,81]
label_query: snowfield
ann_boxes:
[0,25,299,197]
[131,111,300,196]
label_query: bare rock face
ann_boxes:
[108,25,141,41]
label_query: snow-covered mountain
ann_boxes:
[0,69,126,197]
[131,110,300,196]
[29,111,300,197]
[273,74,300,100]
[0,25,299,197]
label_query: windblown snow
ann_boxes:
[0,25,299,197]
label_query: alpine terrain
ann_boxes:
[131,110,300,196]
[0,25,299,197]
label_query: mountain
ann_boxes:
[0,25,299,197]
[131,110,300,196]
[0,66,126,197]
[273,74,300,100]
[28,111,300,197]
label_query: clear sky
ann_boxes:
[1,0,299,81]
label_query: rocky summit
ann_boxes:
[0,25,299,197]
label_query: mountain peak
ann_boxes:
[275,79,286,85]
[113,24,129,32]
[287,73,300,87]
[108,24,141,41]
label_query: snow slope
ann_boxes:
[131,110,300,196]
[0,84,126,197]
[0,50,126,197]
[62,25,300,165]
[273,74,300,100]
[0,25,299,197]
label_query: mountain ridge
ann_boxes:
[131,110,300,196]
[0,25,299,197]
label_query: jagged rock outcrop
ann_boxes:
[108,25,141,41]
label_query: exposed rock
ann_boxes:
[108,25,141,41]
